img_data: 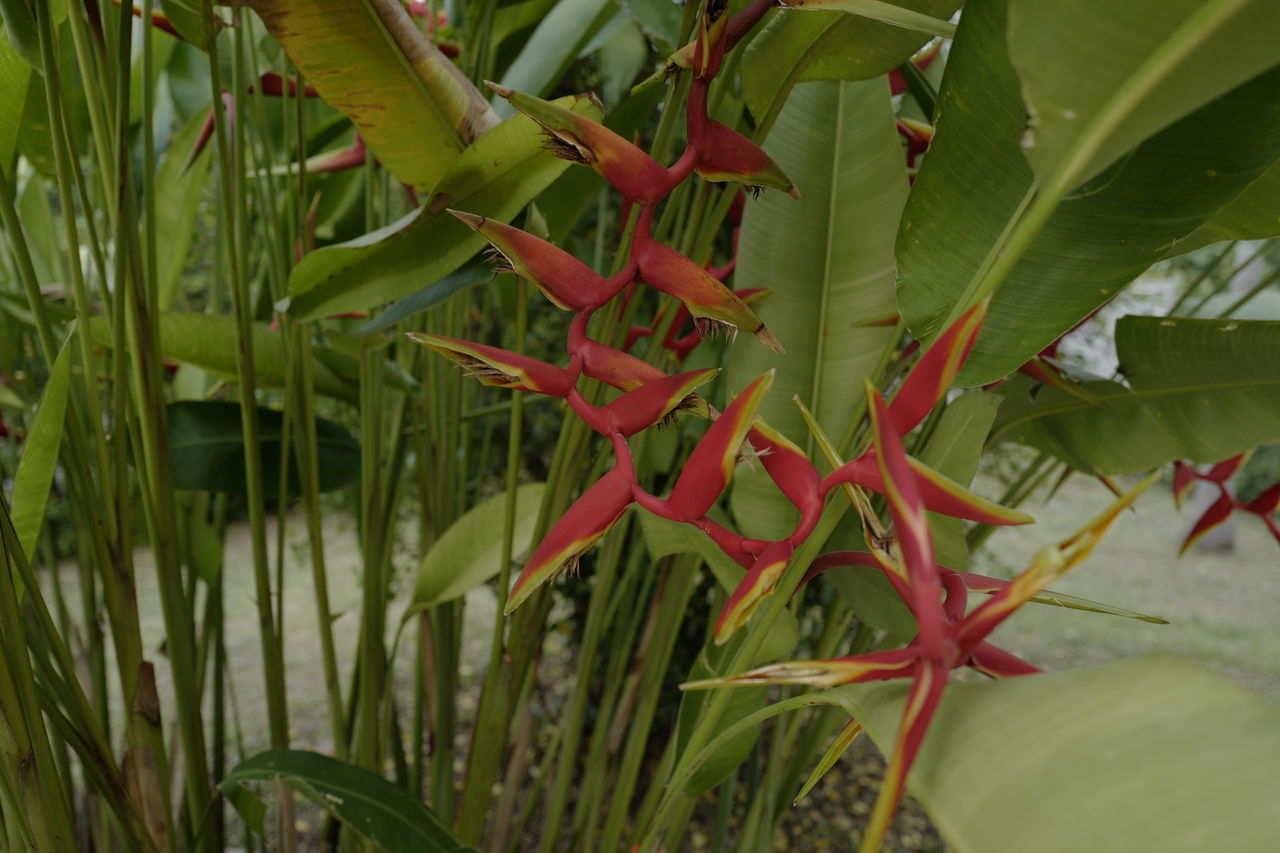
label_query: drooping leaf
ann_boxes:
[0,33,31,174]
[284,94,601,320]
[742,1,961,123]
[167,401,360,495]
[1009,0,1280,188]
[831,657,1280,852]
[408,483,545,612]
[992,316,1280,475]
[779,0,955,38]
[897,0,1280,385]
[88,313,356,402]
[10,338,70,561]
[728,78,905,538]
[221,749,476,852]
[490,0,615,113]
[150,109,213,310]
[245,0,497,191]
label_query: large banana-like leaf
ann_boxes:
[896,0,1280,386]
[246,0,497,192]
[1010,0,1280,189]
[1170,161,1280,256]
[490,0,615,112]
[992,316,1280,475]
[741,0,961,123]
[284,94,600,320]
[0,33,30,172]
[728,78,905,538]
[831,657,1280,852]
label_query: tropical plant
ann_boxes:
[0,0,1279,851]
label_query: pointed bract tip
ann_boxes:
[757,325,785,353]
[484,80,513,98]
[447,209,485,229]
[786,185,802,200]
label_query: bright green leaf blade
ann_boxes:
[245,0,497,191]
[742,1,960,123]
[0,382,26,411]
[1170,160,1280,256]
[992,316,1280,475]
[897,0,1280,385]
[1009,0,1280,189]
[831,657,1280,852]
[221,749,476,852]
[87,313,356,403]
[728,78,904,538]
[150,110,213,311]
[0,33,31,174]
[284,94,601,320]
[917,391,1002,569]
[10,338,70,561]
[1024,588,1168,625]
[410,483,545,610]
[167,401,360,495]
[787,0,955,38]
[490,0,614,114]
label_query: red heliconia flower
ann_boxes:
[487,83,674,205]
[584,368,719,437]
[747,421,823,529]
[1180,492,1235,554]
[406,333,575,396]
[635,372,773,522]
[450,210,627,311]
[632,237,783,353]
[1170,453,1280,551]
[888,300,986,435]
[1172,461,1199,508]
[693,119,800,198]
[821,454,1033,526]
[716,539,794,643]
[505,465,636,613]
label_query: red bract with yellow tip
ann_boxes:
[888,300,987,434]
[694,119,800,198]
[633,236,783,353]
[505,466,635,614]
[405,333,574,396]
[450,210,625,311]
[661,372,773,521]
[591,368,719,437]
[488,83,673,205]
[715,540,793,643]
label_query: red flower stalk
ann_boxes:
[405,333,575,396]
[451,210,628,311]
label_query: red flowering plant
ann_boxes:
[405,3,1162,848]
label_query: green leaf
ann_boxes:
[618,0,683,52]
[742,1,960,123]
[10,337,70,561]
[0,33,31,174]
[0,382,26,411]
[157,0,213,49]
[917,391,1002,569]
[783,0,955,38]
[350,260,491,336]
[221,749,476,852]
[284,94,601,321]
[1171,160,1280,256]
[992,316,1280,475]
[167,401,360,495]
[831,657,1280,852]
[1009,0,1280,189]
[150,110,213,311]
[87,313,356,403]
[490,0,615,113]
[408,483,545,611]
[245,0,497,191]
[0,0,39,70]
[728,78,905,538]
[897,0,1280,385]
[674,644,767,795]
